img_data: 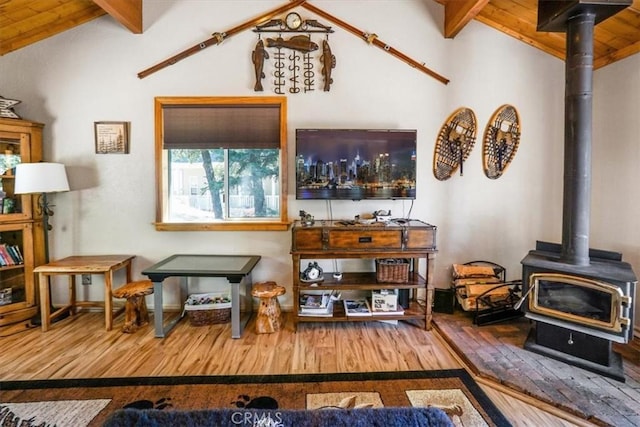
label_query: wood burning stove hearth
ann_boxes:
[521,241,636,381]
[521,0,637,382]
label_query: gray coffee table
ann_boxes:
[142,254,261,338]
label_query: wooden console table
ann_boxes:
[291,220,437,330]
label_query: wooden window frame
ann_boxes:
[154,96,289,231]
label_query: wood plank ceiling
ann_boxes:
[0,0,639,70]
[440,0,640,69]
[0,0,142,56]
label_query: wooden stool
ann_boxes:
[251,281,285,334]
[112,280,153,333]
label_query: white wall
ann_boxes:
[1,1,635,326]
[593,54,640,331]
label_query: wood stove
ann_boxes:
[520,1,637,382]
[522,242,635,381]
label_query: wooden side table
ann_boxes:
[34,255,135,331]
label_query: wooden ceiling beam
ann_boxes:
[93,0,142,34]
[443,0,490,38]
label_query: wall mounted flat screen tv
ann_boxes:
[295,129,417,200]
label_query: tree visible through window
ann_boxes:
[155,97,288,231]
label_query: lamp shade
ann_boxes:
[14,163,70,194]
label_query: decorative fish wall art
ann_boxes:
[251,19,335,94]
[320,39,335,92]
[252,34,335,94]
[252,40,269,91]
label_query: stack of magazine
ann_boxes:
[299,290,339,317]
[344,294,405,320]
[343,299,372,317]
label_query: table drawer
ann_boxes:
[329,230,400,249]
[292,227,323,251]
[291,220,437,252]
[406,228,436,249]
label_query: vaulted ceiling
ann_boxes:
[1,0,639,70]
[0,0,142,55]
[439,0,640,69]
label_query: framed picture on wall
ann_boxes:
[94,121,130,154]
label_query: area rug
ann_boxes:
[0,369,510,426]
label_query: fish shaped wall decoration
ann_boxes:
[320,39,336,91]
[252,39,269,91]
[266,35,318,52]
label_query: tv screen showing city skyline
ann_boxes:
[295,129,417,200]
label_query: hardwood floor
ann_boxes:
[0,311,591,426]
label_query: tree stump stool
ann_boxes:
[112,280,154,333]
[251,281,285,334]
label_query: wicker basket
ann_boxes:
[185,303,231,326]
[184,293,231,326]
[376,258,410,283]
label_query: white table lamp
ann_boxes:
[15,162,70,262]
[14,162,70,325]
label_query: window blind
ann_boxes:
[163,104,281,150]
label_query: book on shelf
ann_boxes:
[371,289,399,312]
[371,304,405,316]
[299,290,338,317]
[300,291,332,309]
[0,244,16,266]
[5,245,24,264]
[299,300,335,317]
[298,312,334,317]
[343,298,372,317]
[6,245,23,264]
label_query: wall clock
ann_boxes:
[433,107,477,181]
[482,104,521,179]
[285,12,303,30]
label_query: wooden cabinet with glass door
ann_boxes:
[0,118,45,330]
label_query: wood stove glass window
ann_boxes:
[530,273,624,331]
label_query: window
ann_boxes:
[154,97,289,231]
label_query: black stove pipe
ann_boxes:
[561,10,595,266]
